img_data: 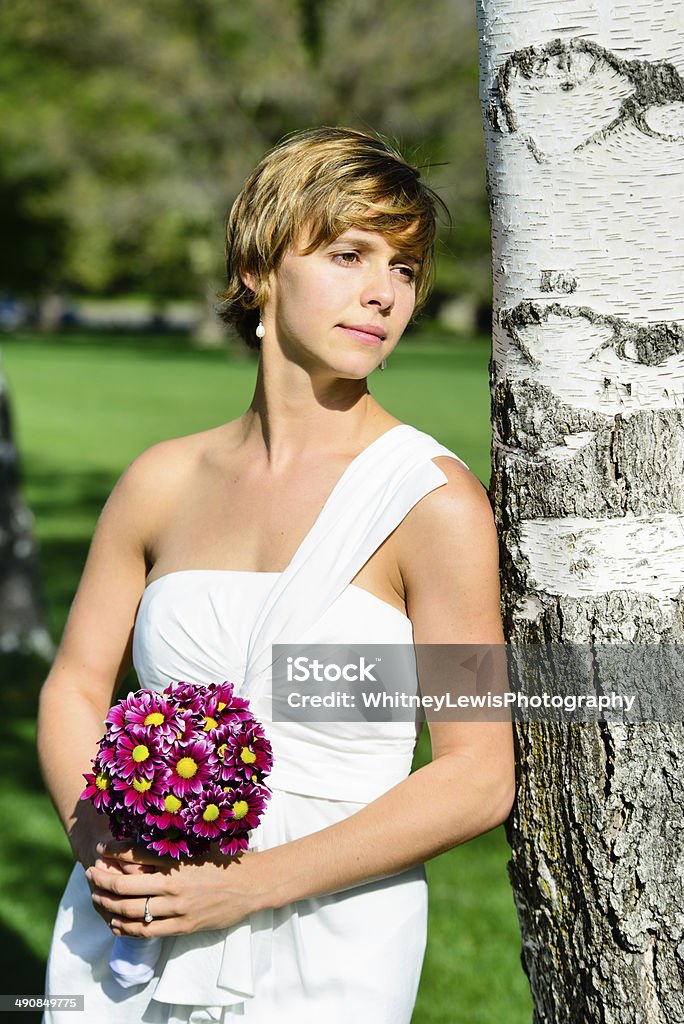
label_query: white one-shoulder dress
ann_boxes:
[43,425,468,1024]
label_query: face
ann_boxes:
[258,227,419,377]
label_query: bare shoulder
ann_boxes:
[107,424,230,528]
[398,455,496,557]
[429,454,492,517]
[118,425,225,488]
[48,424,236,691]
[397,455,503,644]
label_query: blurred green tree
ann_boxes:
[0,0,491,334]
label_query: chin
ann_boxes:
[329,359,378,380]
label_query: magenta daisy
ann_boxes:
[205,681,252,722]
[175,707,201,742]
[96,738,119,773]
[162,681,205,714]
[144,832,192,860]
[218,834,250,857]
[104,691,151,737]
[145,791,186,830]
[182,784,232,841]
[209,680,236,705]
[114,728,165,782]
[199,708,222,736]
[167,739,217,798]
[112,766,168,815]
[217,724,274,784]
[80,770,113,811]
[110,691,186,744]
[221,781,270,832]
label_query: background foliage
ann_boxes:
[0,0,492,321]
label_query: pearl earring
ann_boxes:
[380,358,387,371]
[255,320,265,339]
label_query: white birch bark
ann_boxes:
[0,368,51,655]
[476,3,684,1021]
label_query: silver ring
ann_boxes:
[144,896,154,924]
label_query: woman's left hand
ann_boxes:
[86,842,266,937]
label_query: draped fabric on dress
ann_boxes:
[43,425,468,1024]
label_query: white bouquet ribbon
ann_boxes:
[109,934,164,988]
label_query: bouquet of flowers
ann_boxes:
[81,679,273,987]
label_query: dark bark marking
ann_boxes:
[501,299,684,368]
[540,270,578,294]
[491,37,684,159]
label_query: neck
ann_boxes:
[238,359,389,467]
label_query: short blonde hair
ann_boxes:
[219,126,446,348]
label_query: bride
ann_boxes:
[39,126,515,1023]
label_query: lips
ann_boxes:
[338,324,387,345]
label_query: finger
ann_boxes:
[96,842,165,867]
[91,857,132,874]
[93,857,155,876]
[118,860,157,875]
[92,892,178,923]
[109,914,188,939]
[86,867,169,898]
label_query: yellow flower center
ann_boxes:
[240,747,257,765]
[95,772,109,791]
[132,776,152,793]
[203,716,218,731]
[175,756,198,779]
[164,793,182,813]
[218,701,227,712]
[203,803,220,822]
[132,744,150,763]
[217,743,227,761]
[231,800,249,820]
[144,712,165,727]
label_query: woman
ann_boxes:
[39,127,515,1023]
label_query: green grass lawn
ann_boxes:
[0,330,532,1023]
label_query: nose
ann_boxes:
[360,264,395,312]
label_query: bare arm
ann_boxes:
[89,457,515,936]
[37,443,176,868]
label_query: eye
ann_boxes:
[332,251,360,267]
[393,264,416,283]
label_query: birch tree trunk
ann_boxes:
[0,369,51,656]
[476,3,684,1021]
